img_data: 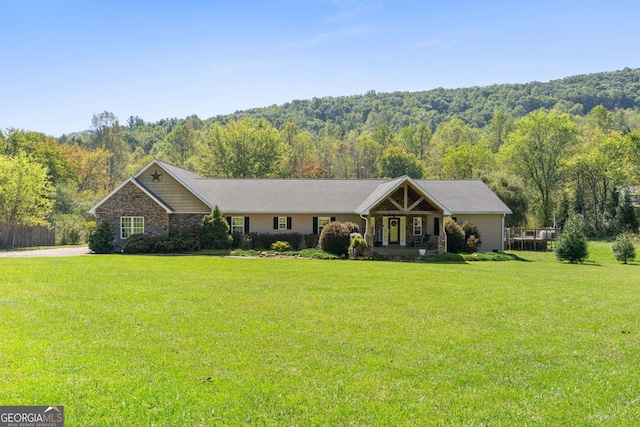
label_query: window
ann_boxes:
[433,217,440,236]
[278,217,287,230]
[318,217,331,233]
[413,217,423,236]
[231,217,244,234]
[121,216,144,239]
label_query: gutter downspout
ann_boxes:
[360,214,368,240]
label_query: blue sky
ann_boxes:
[2,0,639,137]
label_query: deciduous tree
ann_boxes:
[500,111,578,226]
[196,118,285,178]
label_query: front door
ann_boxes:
[388,217,400,245]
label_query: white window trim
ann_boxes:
[278,216,288,230]
[231,217,245,234]
[318,216,331,233]
[121,216,144,239]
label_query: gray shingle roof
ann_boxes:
[134,160,512,215]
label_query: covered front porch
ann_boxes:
[359,177,448,255]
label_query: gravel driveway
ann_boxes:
[0,245,91,258]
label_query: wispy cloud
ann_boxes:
[284,25,373,48]
[411,39,442,48]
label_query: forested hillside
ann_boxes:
[213,67,640,135]
[2,68,640,244]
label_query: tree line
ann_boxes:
[2,68,640,243]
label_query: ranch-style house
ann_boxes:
[89,159,512,254]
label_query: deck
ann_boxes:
[505,228,560,251]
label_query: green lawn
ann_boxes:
[1,242,639,426]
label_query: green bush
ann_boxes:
[444,219,466,253]
[123,234,152,253]
[556,216,588,263]
[87,220,114,254]
[461,221,482,253]
[200,206,232,250]
[304,234,319,249]
[319,222,360,256]
[271,240,292,252]
[54,213,85,245]
[349,236,368,258]
[612,232,636,264]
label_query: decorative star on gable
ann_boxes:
[150,170,163,182]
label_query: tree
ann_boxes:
[200,206,232,249]
[0,153,54,248]
[196,118,285,178]
[280,122,317,177]
[501,110,578,226]
[91,111,130,185]
[372,124,396,149]
[555,215,588,263]
[0,153,54,226]
[1,128,76,184]
[487,110,515,152]
[399,123,432,161]
[165,123,197,167]
[612,232,636,264]
[378,146,425,178]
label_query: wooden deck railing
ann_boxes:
[504,227,561,251]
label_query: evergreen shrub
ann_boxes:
[612,232,636,264]
[87,220,114,254]
[556,216,588,263]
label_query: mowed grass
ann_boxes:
[1,242,639,426]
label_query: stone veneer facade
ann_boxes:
[95,182,170,246]
[169,213,206,235]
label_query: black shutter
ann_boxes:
[244,217,250,233]
[226,217,232,234]
[273,217,278,230]
[313,217,318,235]
[287,217,292,230]
[433,217,440,236]
[331,216,336,222]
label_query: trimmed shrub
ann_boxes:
[444,218,466,254]
[123,234,152,253]
[271,240,291,252]
[319,221,360,256]
[556,216,588,263]
[349,236,368,258]
[239,234,253,250]
[461,221,482,253]
[304,234,319,249]
[466,235,480,253]
[87,220,114,254]
[612,232,636,264]
[200,206,232,250]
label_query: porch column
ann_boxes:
[437,214,446,254]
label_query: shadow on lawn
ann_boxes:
[423,252,531,263]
